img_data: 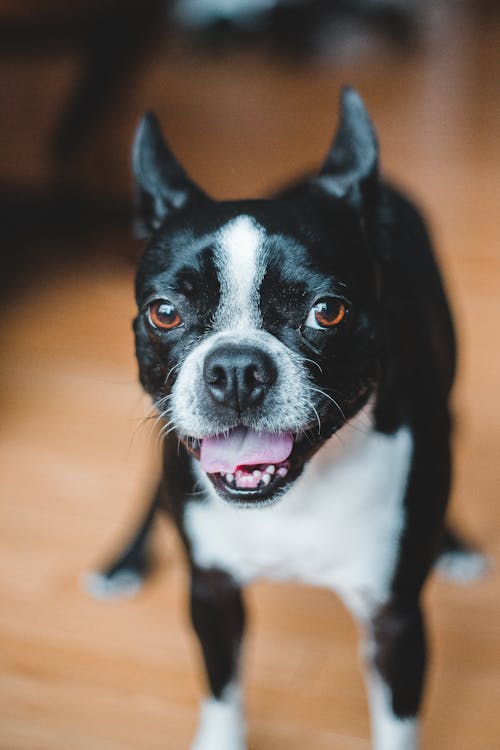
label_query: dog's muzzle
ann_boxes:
[170,332,315,505]
[198,343,293,501]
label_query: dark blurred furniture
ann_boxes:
[0,2,170,294]
[0,1,164,168]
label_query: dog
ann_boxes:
[86,88,485,749]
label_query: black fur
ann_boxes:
[190,566,245,699]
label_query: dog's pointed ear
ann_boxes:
[315,87,379,209]
[132,112,206,237]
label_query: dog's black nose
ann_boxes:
[203,344,277,412]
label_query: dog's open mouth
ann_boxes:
[197,426,297,502]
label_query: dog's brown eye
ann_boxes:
[148,300,182,330]
[306,298,347,330]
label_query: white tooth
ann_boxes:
[277,467,288,478]
[261,473,271,486]
[253,470,262,479]
[225,473,234,483]
[265,465,275,474]
[235,470,243,479]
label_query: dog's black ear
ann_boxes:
[315,87,379,209]
[132,112,206,237]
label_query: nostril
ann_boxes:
[204,362,230,405]
[207,364,227,388]
[242,365,264,402]
[244,365,258,387]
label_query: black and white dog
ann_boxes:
[89,88,484,749]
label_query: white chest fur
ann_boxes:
[184,417,413,620]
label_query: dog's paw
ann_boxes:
[82,569,144,599]
[191,685,246,750]
[435,549,491,584]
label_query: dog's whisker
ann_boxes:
[154,393,174,411]
[131,398,171,446]
[307,385,346,422]
[309,401,322,435]
[159,422,178,442]
[298,355,323,374]
[164,362,182,385]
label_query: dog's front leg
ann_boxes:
[362,600,424,750]
[189,565,246,750]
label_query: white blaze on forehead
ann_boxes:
[213,215,266,329]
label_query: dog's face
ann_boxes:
[133,89,382,506]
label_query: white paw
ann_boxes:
[435,550,491,584]
[191,684,246,750]
[372,716,419,750]
[82,569,144,599]
[368,670,420,750]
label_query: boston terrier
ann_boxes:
[87,88,485,749]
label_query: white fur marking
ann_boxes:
[435,549,489,583]
[170,329,310,438]
[366,668,419,750]
[82,570,143,600]
[185,413,413,622]
[169,216,314,438]
[190,683,245,750]
[213,216,265,329]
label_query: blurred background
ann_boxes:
[1,0,499,748]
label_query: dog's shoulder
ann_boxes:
[373,183,456,434]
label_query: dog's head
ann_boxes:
[132,88,383,506]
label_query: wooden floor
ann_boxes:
[1,4,500,749]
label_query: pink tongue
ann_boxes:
[200,427,293,474]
